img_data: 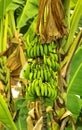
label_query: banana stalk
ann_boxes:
[41,98,48,130]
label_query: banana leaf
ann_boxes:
[66,47,82,116]
[17,0,38,28]
[0,94,17,130]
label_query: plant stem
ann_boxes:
[8,11,16,35]
[41,98,48,130]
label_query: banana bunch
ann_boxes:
[27,43,49,58]
[20,37,60,102]
[33,65,52,82]
[27,78,57,101]
[26,40,57,58]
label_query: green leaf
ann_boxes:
[67,94,82,116]
[6,3,19,11]
[69,47,82,85]
[67,47,82,116]
[17,0,38,28]
[0,94,17,130]
[61,0,82,54]
[6,0,25,11]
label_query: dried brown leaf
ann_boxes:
[6,45,26,80]
[0,44,17,57]
[0,81,4,91]
[33,117,42,130]
[61,110,72,120]
[36,0,68,43]
[27,116,34,130]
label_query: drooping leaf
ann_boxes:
[5,0,26,12]
[0,94,17,130]
[66,47,82,116]
[17,0,38,28]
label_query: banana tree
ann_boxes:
[0,0,82,130]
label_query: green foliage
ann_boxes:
[0,94,17,130]
[17,0,38,28]
[61,0,82,54]
[24,16,37,41]
[15,98,28,130]
[67,47,82,116]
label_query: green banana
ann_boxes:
[29,72,33,81]
[37,70,41,79]
[44,44,48,55]
[33,69,37,79]
[43,54,47,65]
[43,68,48,81]
[34,79,41,96]
[47,83,52,98]
[31,61,36,70]
[48,44,52,52]
[44,83,48,96]
[51,88,55,98]
[40,44,44,56]
[46,58,52,67]
[47,85,52,98]
[41,83,45,96]
[47,70,51,80]
[31,81,36,95]
[51,88,57,100]
[37,44,40,57]
[35,86,41,97]
[41,68,44,81]
[34,44,37,57]
[50,53,54,60]
[35,79,39,87]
